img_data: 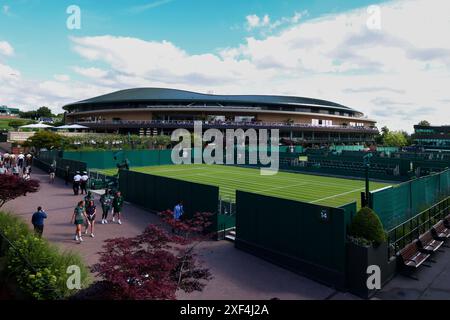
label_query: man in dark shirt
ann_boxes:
[31,206,48,238]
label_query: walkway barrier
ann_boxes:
[234,190,353,289]
[118,170,220,230]
[370,169,450,230]
[386,196,450,257]
[62,149,173,169]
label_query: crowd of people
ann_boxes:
[26,158,185,243]
[69,189,124,242]
[0,152,33,180]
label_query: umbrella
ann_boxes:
[67,124,89,129]
[55,124,89,130]
[20,123,54,129]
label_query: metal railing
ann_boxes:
[74,120,379,132]
[386,196,450,258]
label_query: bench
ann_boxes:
[445,216,450,229]
[397,241,430,269]
[417,231,444,254]
[431,221,450,241]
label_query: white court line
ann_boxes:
[310,187,365,204]
[252,182,309,194]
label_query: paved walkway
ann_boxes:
[377,247,450,300]
[4,167,337,300]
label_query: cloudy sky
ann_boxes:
[0,0,449,132]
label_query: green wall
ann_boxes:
[63,149,174,169]
[235,190,352,288]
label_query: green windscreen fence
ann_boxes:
[235,191,351,289]
[63,149,174,169]
[371,169,450,230]
[119,170,219,227]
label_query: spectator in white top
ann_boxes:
[80,171,89,195]
[17,153,25,168]
[73,171,82,196]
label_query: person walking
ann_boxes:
[84,191,94,203]
[31,206,47,238]
[100,189,113,224]
[84,200,97,238]
[49,164,56,183]
[17,153,25,168]
[112,191,124,225]
[173,201,184,221]
[73,171,81,195]
[64,166,70,186]
[80,171,89,195]
[71,201,89,243]
[172,201,184,233]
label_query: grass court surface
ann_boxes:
[100,164,392,208]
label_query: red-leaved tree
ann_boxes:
[0,174,40,208]
[91,211,214,300]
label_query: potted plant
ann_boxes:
[346,207,396,299]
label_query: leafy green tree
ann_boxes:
[26,131,62,151]
[417,120,430,126]
[383,131,408,147]
[36,107,54,118]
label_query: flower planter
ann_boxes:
[346,241,396,299]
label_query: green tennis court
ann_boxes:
[100,164,392,208]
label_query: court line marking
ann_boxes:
[310,187,365,204]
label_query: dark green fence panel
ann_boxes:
[37,151,87,179]
[371,169,450,230]
[235,191,350,289]
[371,184,411,230]
[441,170,450,195]
[119,170,219,222]
[411,174,440,213]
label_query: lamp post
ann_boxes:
[363,153,373,208]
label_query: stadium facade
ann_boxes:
[63,88,378,146]
[413,125,450,151]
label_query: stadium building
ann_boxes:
[0,106,20,118]
[63,88,378,146]
[413,125,450,151]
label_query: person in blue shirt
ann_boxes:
[173,201,184,221]
[31,206,48,238]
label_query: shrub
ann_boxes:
[348,207,386,246]
[0,212,90,300]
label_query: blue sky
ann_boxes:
[0,0,449,131]
[0,0,386,80]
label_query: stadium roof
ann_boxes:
[63,88,357,112]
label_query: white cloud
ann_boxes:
[0,41,14,56]
[246,14,271,30]
[73,67,108,79]
[245,12,306,33]
[1,0,450,131]
[54,74,71,82]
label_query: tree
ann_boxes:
[349,207,386,246]
[36,107,54,119]
[417,120,430,126]
[0,175,40,208]
[26,131,63,151]
[382,131,408,147]
[19,107,55,120]
[91,212,213,300]
[8,119,34,129]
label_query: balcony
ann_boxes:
[73,120,379,133]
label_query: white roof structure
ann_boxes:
[20,123,54,129]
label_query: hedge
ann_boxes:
[0,212,91,300]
